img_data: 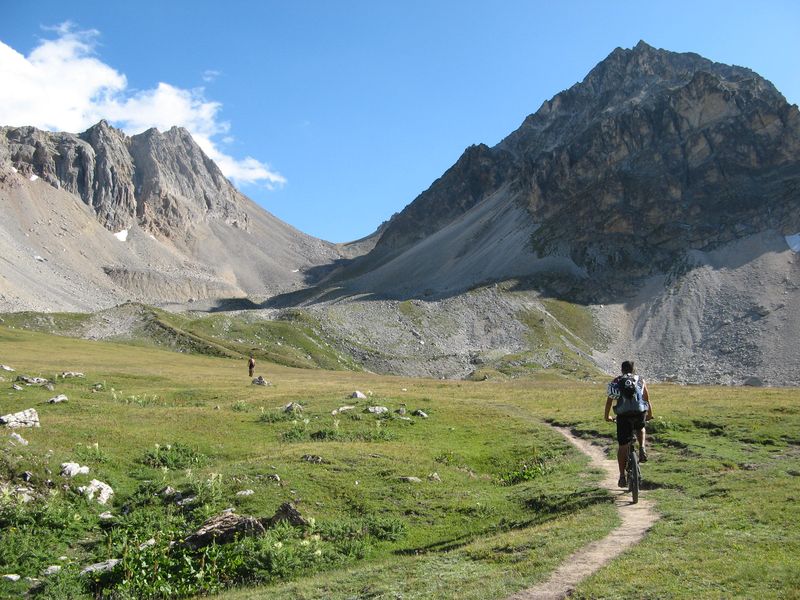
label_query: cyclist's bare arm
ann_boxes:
[643,383,653,420]
[604,396,615,422]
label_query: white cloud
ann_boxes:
[202,69,221,83]
[0,24,283,187]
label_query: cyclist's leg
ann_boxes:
[633,412,647,461]
[616,415,632,485]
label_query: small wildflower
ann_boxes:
[273,541,283,549]
[314,549,322,557]
[300,540,310,546]
[311,534,320,542]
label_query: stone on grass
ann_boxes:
[98,511,114,521]
[78,479,113,505]
[743,376,764,387]
[184,512,265,549]
[16,376,49,386]
[138,538,156,550]
[395,407,407,416]
[43,565,61,576]
[399,476,423,483]
[351,390,367,399]
[283,402,303,414]
[9,432,28,446]
[267,473,281,482]
[60,372,84,378]
[61,462,90,477]
[265,501,309,528]
[331,405,355,415]
[428,472,442,482]
[252,376,271,386]
[2,574,20,582]
[366,406,389,414]
[0,364,15,372]
[302,454,324,464]
[412,409,429,418]
[1,408,40,428]
[236,489,255,497]
[80,559,119,576]
[48,394,68,404]
[12,384,23,391]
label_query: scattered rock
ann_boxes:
[138,538,156,550]
[283,402,303,414]
[43,565,61,576]
[61,462,90,477]
[48,394,69,404]
[91,382,104,391]
[743,376,764,387]
[78,479,114,504]
[1,408,40,428]
[159,485,177,498]
[80,559,119,576]
[412,409,429,418]
[2,574,20,582]
[184,512,266,549]
[428,472,442,482]
[21,471,33,482]
[9,432,28,446]
[331,405,355,415]
[267,474,281,482]
[0,365,14,372]
[366,406,389,414]
[351,391,367,399]
[265,501,309,528]
[398,416,412,421]
[12,384,23,391]
[176,495,198,507]
[302,454,324,464]
[395,407,407,416]
[60,372,84,379]
[98,511,114,521]
[252,376,271,386]
[236,489,255,497]
[399,476,423,483]
[15,376,49,386]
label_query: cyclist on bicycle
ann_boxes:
[605,360,653,488]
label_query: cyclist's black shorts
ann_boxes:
[616,411,647,445]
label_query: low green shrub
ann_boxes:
[140,443,206,470]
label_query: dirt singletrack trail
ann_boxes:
[506,426,660,600]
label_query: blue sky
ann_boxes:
[1,1,798,242]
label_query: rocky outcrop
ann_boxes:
[1,409,40,428]
[0,120,247,237]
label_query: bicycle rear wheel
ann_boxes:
[628,448,640,504]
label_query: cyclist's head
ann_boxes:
[621,360,635,374]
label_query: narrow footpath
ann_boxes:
[506,427,660,600]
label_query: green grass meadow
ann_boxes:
[1,324,798,598]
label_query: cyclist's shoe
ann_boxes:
[618,474,627,488]
[639,448,648,463]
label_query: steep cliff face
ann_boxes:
[352,41,800,284]
[0,120,249,237]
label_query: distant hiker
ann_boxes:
[604,360,653,488]
[248,355,256,377]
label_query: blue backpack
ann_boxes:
[613,374,648,415]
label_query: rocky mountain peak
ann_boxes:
[0,121,248,236]
[347,43,800,287]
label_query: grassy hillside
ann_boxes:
[0,325,798,598]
